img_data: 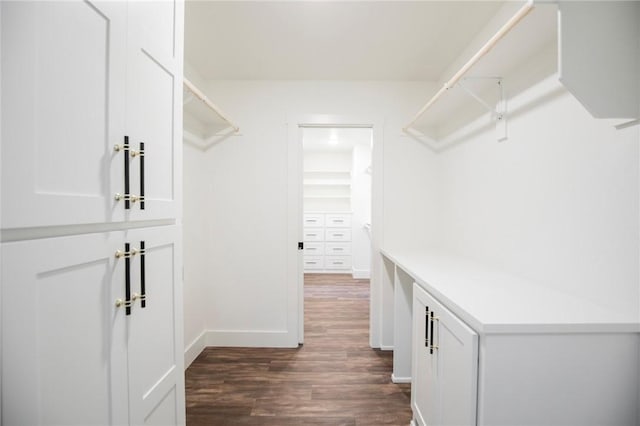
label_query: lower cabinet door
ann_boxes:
[412,283,478,426]
[1,226,185,426]
[412,283,439,426]
[1,232,129,426]
[126,225,185,426]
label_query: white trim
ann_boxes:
[391,374,412,384]
[184,330,207,369]
[351,268,370,279]
[287,114,385,351]
[205,329,298,348]
[380,345,394,351]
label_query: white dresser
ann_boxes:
[303,212,352,273]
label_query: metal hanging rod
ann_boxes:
[403,0,534,132]
[183,78,240,133]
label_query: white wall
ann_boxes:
[351,143,372,278]
[182,80,438,348]
[434,73,639,317]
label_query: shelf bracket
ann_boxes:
[455,77,507,142]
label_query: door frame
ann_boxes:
[286,114,384,346]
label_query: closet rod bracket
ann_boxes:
[455,77,507,142]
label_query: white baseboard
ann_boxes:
[206,329,298,348]
[351,268,370,279]
[184,330,207,369]
[380,345,394,351]
[392,374,412,384]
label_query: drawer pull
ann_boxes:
[333,233,344,237]
[306,261,317,265]
[307,233,317,236]
[333,262,343,265]
[333,248,343,251]
[425,307,429,347]
[333,219,344,223]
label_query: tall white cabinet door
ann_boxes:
[413,284,479,426]
[0,1,127,228]
[123,1,183,221]
[126,226,185,425]
[1,233,129,426]
[412,283,439,426]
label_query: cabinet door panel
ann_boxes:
[412,283,438,426]
[414,284,478,426]
[1,233,128,426]
[124,0,181,221]
[127,226,185,425]
[1,1,126,228]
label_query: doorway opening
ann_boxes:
[300,126,373,338]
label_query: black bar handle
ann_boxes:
[124,136,131,210]
[425,306,429,348]
[125,242,132,315]
[429,310,435,354]
[139,142,145,210]
[140,240,146,308]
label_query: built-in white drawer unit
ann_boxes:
[324,256,351,270]
[325,229,351,242]
[303,256,324,269]
[304,242,324,255]
[303,212,352,274]
[303,228,324,242]
[325,213,351,228]
[303,213,325,227]
[325,242,351,255]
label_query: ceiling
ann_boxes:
[185,1,505,81]
[303,127,372,152]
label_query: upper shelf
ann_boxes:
[183,78,240,149]
[404,0,639,149]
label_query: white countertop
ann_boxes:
[381,249,640,334]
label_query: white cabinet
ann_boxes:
[383,251,640,426]
[0,1,185,425]
[1,226,184,426]
[303,212,352,273]
[411,283,478,426]
[0,0,182,228]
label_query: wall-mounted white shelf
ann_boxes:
[303,179,351,186]
[303,170,351,211]
[404,0,639,152]
[183,78,240,150]
[404,1,558,150]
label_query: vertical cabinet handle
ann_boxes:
[115,137,145,209]
[429,310,435,354]
[140,241,146,308]
[138,142,145,210]
[430,311,440,354]
[124,242,132,315]
[425,306,430,348]
[114,136,131,209]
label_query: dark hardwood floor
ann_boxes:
[186,273,412,425]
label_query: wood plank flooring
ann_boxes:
[186,273,412,426]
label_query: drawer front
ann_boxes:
[324,256,351,270]
[303,256,324,269]
[303,228,324,242]
[325,229,351,241]
[325,242,351,255]
[304,242,324,255]
[325,214,351,228]
[303,214,325,227]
